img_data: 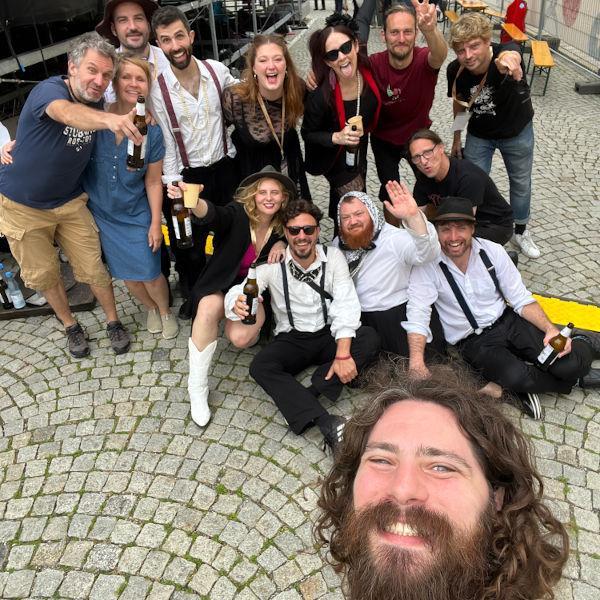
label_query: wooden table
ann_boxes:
[456,0,488,12]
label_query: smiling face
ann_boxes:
[349,401,495,595]
[115,61,149,106]
[436,220,475,261]
[284,213,320,265]
[253,42,287,98]
[454,36,492,74]
[68,49,115,103]
[253,178,285,219]
[339,198,374,249]
[383,11,417,65]
[155,20,195,70]
[111,1,151,52]
[324,31,359,81]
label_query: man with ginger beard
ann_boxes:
[315,363,570,600]
[332,182,442,357]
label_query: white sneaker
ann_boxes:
[512,230,541,259]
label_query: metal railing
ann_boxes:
[485,0,600,75]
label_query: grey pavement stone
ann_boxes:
[31,568,64,597]
[58,571,95,599]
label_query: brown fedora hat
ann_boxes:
[95,0,159,47]
[238,165,297,201]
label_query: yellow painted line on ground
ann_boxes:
[534,294,600,332]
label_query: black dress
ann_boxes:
[191,201,283,316]
[302,73,380,220]
[223,86,311,201]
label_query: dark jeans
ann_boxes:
[457,310,593,394]
[250,325,380,434]
[161,157,238,297]
[371,135,419,202]
[361,303,446,358]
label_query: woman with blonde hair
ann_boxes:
[171,166,295,427]
[223,34,311,199]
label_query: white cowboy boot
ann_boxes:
[188,338,217,426]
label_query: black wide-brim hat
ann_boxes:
[95,0,159,47]
[238,165,297,201]
[431,196,476,223]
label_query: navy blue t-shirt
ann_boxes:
[0,76,100,208]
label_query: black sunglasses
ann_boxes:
[286,225,318,236]
[324,39,353,62]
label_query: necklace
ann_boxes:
[355,71,361,117]
[175,73,210,135]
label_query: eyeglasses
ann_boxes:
[286,225,318,236]
[411,145,438,164]
[324,40,353,62]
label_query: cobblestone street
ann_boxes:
[1,4,599,599]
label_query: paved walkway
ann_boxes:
[1,5,599,599]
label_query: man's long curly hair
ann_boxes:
[315,361,569,600]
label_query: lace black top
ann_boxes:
[223,86,311,200]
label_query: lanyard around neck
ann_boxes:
[452,49,493,110]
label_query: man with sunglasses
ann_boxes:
[409,129,513,246]
[225,200,380,452]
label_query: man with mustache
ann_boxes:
[225,200,380,452]
[150,6,237,320]
[95,0,169,103]
[402,197,597,419]
[315,364,570,600]
[332,181,442,357]
[369,2,447,223]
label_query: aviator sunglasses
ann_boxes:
[286,225,318,236]
[324,39,354,62]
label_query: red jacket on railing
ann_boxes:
[500,0,528,43]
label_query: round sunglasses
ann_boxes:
[286,225,318,236]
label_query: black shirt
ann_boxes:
[414,157,513,226]
[446,43,533,139]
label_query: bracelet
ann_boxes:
[335,355,352,361]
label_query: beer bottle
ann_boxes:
[242,264,259,325]
[170,184,193,249]
[536,322,574,371]
[126,95,148,169]
[345,124,358,170]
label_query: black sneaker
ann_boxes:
[65,323,90,358]
[106,321,131,355]
[518,392,542,420]
[578,367,600,389]
[322,415,347,454]
[178,298,193,321]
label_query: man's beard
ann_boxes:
[168,46,193,70]
[339,501,493,600]
[342,220,374,250]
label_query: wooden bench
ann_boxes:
[484,7,504,20]
[443,9,459,33]
[501,22,528,53]
[527,39,555,95]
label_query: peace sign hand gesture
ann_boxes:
[411,0,437,33]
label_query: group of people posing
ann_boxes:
[0,0,598,450]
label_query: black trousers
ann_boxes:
[371,135,419,202]
[361,302,446,358]
[457,310,593,394]
[475,221,514,246]
[161,157,239,297]
[249,325,380,434]
[314,0,325,8]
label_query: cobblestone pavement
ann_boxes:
[1,5,599,599]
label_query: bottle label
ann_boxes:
[171,216,181,239]
[127,136,147,160]
[247,296,258,316]
[537,344,555,365]
[346,150,356,166]
[184,216,192,237]
[136,101,146,117]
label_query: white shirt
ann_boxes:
[104,44,170,104]
[225,245,362,340]
[332,216,440,312]
[151,57,236,180]
[403,237,535,344]
[0,122,10,147]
